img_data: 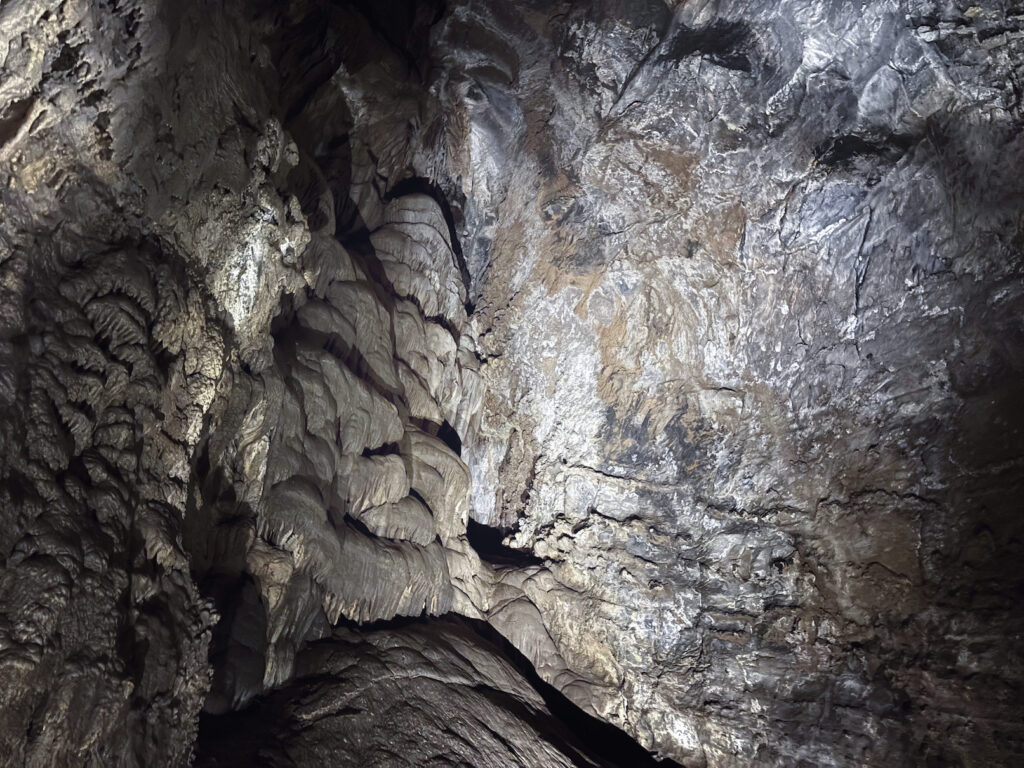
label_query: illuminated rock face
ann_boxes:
[0,0,1022,766]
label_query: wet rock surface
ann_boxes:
[0,0,1022,766]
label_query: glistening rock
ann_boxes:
[0,0,1021,766]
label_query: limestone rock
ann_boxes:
[0,0,1021,766]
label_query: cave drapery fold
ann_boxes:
[0,0,1022,766]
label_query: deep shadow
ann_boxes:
[409,415,463,455]
[659,20,754,72]
[460,616,683,768]
[195,614,683,767]
[815,132,917,167]
[466,518,543,567]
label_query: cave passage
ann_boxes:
[193,615,681,768]
[466,518,544,567]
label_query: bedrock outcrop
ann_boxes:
[0,0,1021,766]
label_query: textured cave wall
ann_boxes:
[0,0,464,762]
[433,1,1024,764]
[0,0,1022,767]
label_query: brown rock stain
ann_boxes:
[692,202,746,264]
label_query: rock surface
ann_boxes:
[0,0,1021,766]
[194,617,661,768]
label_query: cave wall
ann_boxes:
[443,1,1024,764]
[0,0,1021,766]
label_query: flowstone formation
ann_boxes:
[0,0,1021,766]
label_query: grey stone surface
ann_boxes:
[0,0,1021,766]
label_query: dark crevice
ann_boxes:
[658,20,754,73]
[342,512,380,541]
[269,4,348,124]
[50,42,81,72]
[466,518,543,567]
[342,0,445,83]
[816,132,917,167]
[460,617,682,768]
[0,97,34,149]
[195,698,275,767]
[410,416,462,455]
[407,487,429,509]
[361,441,400,458]
[338,227,399,298]
[436,420,461,455]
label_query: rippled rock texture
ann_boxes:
[0,0,1022,766]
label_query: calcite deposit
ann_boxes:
[0,0,1021,766]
